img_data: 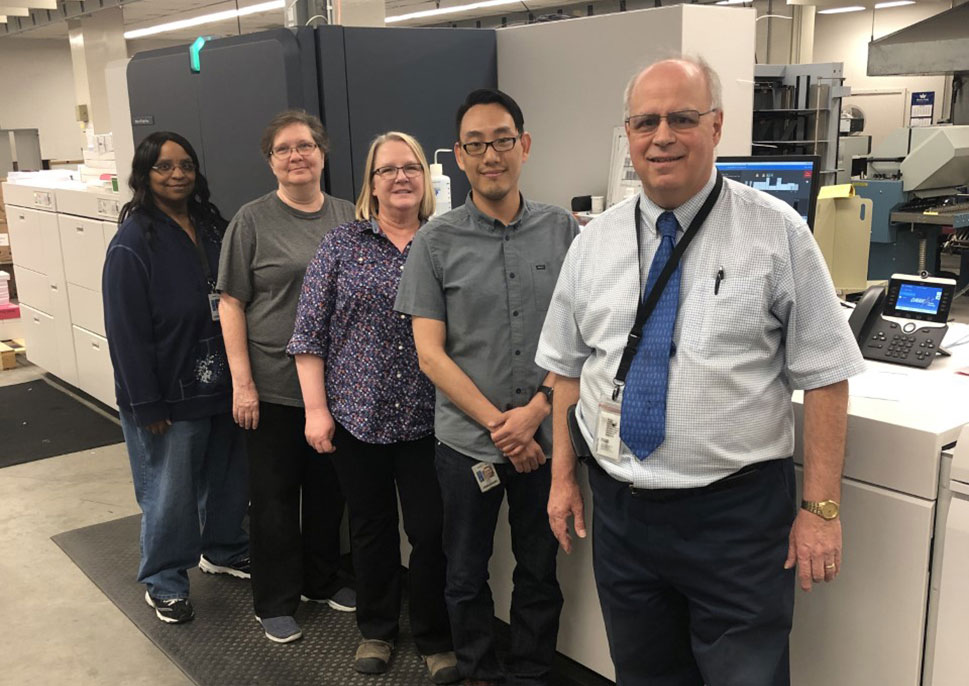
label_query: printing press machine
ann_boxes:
[853,125,969,285]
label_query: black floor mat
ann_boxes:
[0,380,122,468]
[52,515,613,686]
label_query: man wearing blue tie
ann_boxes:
[535,56,866,686]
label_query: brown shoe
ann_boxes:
[462,680,499,686]
[354,639,394,674]
[423,651,460,684]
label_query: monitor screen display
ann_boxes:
[895,283,943,316]
[715,156,820,229]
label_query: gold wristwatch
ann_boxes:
[801,499,840,520]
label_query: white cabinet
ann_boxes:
[72,326,114,407]
[20,303,57,376]
[102,221,118,248]
[790,476,935,686]
[4,190,78,387]
[59,215,106,292]
[3,181,116,405]
[6,207,47,274]
[14,266,50,314]
[67,284,105,337]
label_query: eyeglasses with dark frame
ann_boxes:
[625,109,717,135]
[372,163,424,180]
[151,160,196,175]
[459,136,520,157]
[270,141,319,159]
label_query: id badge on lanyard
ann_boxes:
[595,395,623,464]
[208,291,220,321]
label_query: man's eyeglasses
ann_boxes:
[459,136,519,157]
[270,142,319,158]
[373,163,424,179]
[151,161,196,174]
[625,109,717,135]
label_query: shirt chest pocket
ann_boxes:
[678,276,771,356]
[528,263,558,314]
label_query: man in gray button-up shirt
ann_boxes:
[395,89,578,685]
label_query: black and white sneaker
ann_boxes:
[199,554,251,579]
[144,590,195,624]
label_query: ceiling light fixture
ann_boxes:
[817,5,867,14]
[123,0,284,39]
[874,1,915,8]
[0,7,31,17]
[386,0,524,24]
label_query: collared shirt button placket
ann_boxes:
[504,223,528,404]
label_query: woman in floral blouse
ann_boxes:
[288,132,457,684]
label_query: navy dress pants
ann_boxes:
[587,457,797,686]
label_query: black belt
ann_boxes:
[588,458,781,502]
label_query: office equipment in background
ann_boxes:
[752,62,847,185]
[855,125,969,283]
[127,27,496,218]
[715,155,820,229]
[837,134,871,184]
[848,273,954,369]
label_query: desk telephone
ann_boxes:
[848,273,955,369]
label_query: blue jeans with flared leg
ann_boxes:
[120,410,249,599]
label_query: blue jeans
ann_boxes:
[120,411,249,599]
[435,440,562,685]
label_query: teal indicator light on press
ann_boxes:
[190,36,209,73]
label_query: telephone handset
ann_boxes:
[848,273,954,369]
[848,286,885,343]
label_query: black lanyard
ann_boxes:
[613,172,724,399]
[190,222,215,289]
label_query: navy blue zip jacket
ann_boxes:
[103,207,230,425]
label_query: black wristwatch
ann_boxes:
[536,385,554,405]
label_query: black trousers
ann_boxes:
[246,401,346,618]
[435,440,562,685]
[330,422,452,655]
[587,458,797,686]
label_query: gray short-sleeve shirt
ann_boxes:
[395,193,580,463]
[217,191,355,406]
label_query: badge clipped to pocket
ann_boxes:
[595,397,623,464]
[471,461,501,493]
[208,292,221,322]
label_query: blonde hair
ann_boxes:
[355,132,435,222]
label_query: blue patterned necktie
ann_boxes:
[620,210,680,460]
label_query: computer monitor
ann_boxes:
[715,155,821,230]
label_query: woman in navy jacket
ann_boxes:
[103,132,249,624]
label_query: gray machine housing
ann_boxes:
[127,26,498,218]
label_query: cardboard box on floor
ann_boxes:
[813,184,872,295]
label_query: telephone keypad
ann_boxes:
[862,320,947,369]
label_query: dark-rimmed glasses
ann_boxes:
[151,161,196,175]
[270,142,318,158]
[373,163,424,179]
[625,109,717,135]
[459,136,519,157]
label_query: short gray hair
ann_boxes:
[622,55,723,120]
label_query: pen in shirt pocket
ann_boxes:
[714,266,725,295]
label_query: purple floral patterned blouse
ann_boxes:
[287,219,435,444]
